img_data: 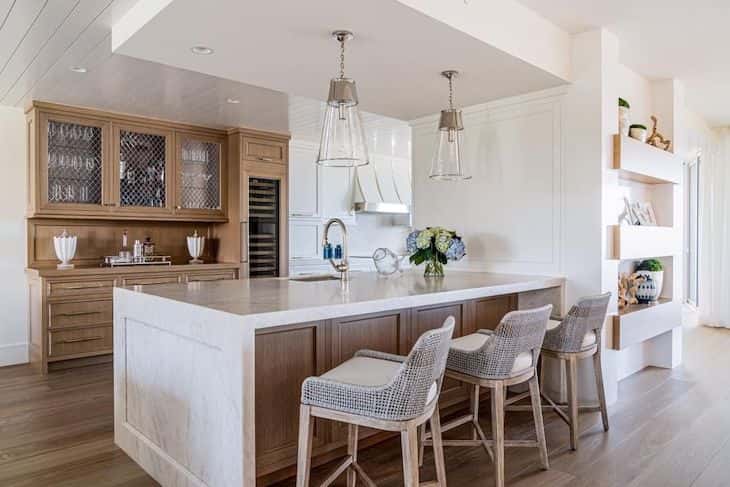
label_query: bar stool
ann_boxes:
[539,293,611,451]
[422,305,553,487]
[296,317,455,487]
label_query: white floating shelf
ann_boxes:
[609,225,680,260]
[612,298,681,350]
[613,135,682,185]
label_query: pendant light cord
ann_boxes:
[339,37,346,79]
[448,74,454,110]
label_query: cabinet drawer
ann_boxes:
[122,275,181,286]
[48,279,115,298]
[49,300,112,329]
[242,136,286,164]
[49,325,112,359]
[186,270,237,282]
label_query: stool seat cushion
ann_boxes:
[546,319,596,349]
[449,333,533,375]
[316,356,438,406]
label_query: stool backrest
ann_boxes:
[448,305,552,380]
[488,304,553,378]
[543,292,611,353]
[389,317,455,418]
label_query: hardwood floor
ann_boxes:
[1,325,729,486]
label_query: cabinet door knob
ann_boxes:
[175,205,182,210]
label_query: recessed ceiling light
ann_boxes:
[226,98,240,104]
[69,66,87,73]
[191,45,214,55]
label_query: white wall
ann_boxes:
[0,107,28,366]
[411,88,565,278]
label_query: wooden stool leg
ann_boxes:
[566,356,579,451]
[471,384,481,440]
[491,383,505,487]
[430,405,447,486]
[401,425,420,487]
[296,405,314,487]
[529,375,549,470]
[347,424,359,487]
[593,348,610,432]
[418,422,426,467]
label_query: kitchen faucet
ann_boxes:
[322,218,350,281]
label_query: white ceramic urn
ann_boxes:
[187,231,205,264]
[53,230,77,270]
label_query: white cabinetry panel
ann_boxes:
[289,143,319,217]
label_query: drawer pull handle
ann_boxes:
[59,336,104,344]
[60,283,107,290]
[57,311,102,317]
[256,156,274,162]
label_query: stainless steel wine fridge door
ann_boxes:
[248,177,280,277]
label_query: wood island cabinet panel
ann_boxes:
[328,310,409,443]
[410,302,469,407]
[471,294,518,332]
[255,322,328,475]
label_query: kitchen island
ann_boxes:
[113,271,564,486]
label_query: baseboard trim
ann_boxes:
[0,343,29,367]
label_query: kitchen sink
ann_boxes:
[289,275,341,282]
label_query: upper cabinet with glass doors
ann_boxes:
[175,131,226,218]
[26,102,227,222]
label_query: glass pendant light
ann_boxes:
[430,70,471,180]
[317,30,369,167]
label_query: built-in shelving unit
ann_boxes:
[609,134,683,351]
[609,225,680,260]
[612,135,682,185]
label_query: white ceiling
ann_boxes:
[0,0,290,131]
[111,0,567,121]
[515,0,730,127]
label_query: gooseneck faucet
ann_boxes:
[322,218,350,281]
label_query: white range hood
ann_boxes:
[353,155,411,215]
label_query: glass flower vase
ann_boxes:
[424,259,445,277]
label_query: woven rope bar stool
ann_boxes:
[421,305,552,487]
[538,293,611,451]
[296,317,455,487]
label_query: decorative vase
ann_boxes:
[424,258,444,277]
[619,106,631,136]
[629,127,648,143]
[635,270,663,302]
[187,231,205,264]
[53,230,77,270]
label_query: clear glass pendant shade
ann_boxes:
[317,78,369,167]
[430,108,470,180]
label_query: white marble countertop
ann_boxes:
[117,270,565,329]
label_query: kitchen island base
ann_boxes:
[114,272,564,486]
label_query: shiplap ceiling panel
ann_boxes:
[0,1,46,75]
[0,0,15,29]
[0,0,114,104]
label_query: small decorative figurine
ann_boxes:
[53,230,77,270]
[618,272,645,309]
[647,115,672,151]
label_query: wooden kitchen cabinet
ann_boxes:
[26,101,229,222]
[30,110,112,217]
[175,131,227,219]
[26,264,240,375]
[254,294,518,484]
[254,321,328,477]
[113,122,174,217]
